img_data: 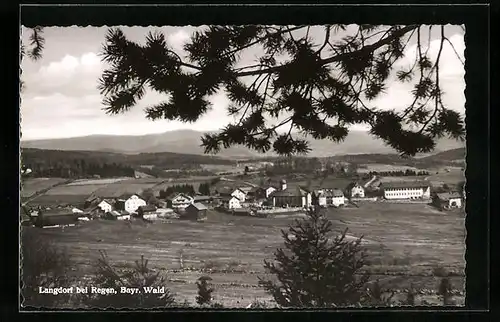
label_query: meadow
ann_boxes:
[31,203,466,307]
[21,178,70,198]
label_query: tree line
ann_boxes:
[368,169,430,176]
[24,159,135,179]
[21,207,461,309]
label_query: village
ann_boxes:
[21,167,465,227]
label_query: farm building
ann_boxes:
[247,186,265,200]
[155,200,169,209]
[33,209,79,227]
[166,193,194,210]
[346,182,366,198]
[220,195,241,209]
[115,194,147,213]
[184,203,208,221]
[138,204,158,219]
[315,189,345,207]
[231,188,247,202]
[193,195,213,204]
[381,181,431,200]
[84,195,101,209]
[238,186,254,195]
[97,199,115,213]
[434,192,463,209]
[270,180,312,208]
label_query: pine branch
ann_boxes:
[235,25,419,77]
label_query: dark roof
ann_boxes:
[381,180,431,189]
[166,193,193,201]
[101,199,116,205]
[317,189,344,198]
[436,192,462,201]
[187,203,208,211]
[138,204,157,212]
[271,186,310,197]
[346,182,364,190]
[331,189,345,197]
[194,195,212,202]
[248,186,263,193]
[42,208,75,216]
[220,195,240,201]
[118,193,142,200]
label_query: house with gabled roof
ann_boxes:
[270,180,312,208]
[185,202,208,221]
[97,199,115,213]
[346,182,366,198]
[315,189,346,207]
[165,193,194,210]
[115,193,146,213]
[434,192,463,209]
[219,195,241,209]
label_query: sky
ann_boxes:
[20,25,466,141]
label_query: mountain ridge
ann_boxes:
[21,129,465,159]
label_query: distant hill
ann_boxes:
[418,147,466,164]
[21,129,465,159]
[21,148,235,169]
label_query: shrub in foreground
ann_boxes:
[258,207,370,308]
[81,251,175,308]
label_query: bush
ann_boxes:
[258,206,370,308]
[363,280,395,307]
[437,277,453,305]
[81,251,175,308]
[196,276,214,306]
[21,228,71,308]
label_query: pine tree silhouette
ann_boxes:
[99,25,465,157]
[258,206,369,308]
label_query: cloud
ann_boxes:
[374,32,465,114]
[167,29,191,53]
[23,52,104,98]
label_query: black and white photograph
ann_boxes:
[20,23,466,309]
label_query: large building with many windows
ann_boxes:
[381,181,431,200]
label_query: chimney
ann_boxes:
[280,179,287,191]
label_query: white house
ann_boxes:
[331,189,346,207]
[347,182,365,198]
[316,189,345,207]
[231,188,247,203]
[265,186,277,198]
[98,199,114,213]
[221,196,241,209]
[116,194,147,213]
[167,193,194,210]
[382,181,431,200]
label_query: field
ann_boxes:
[358,164,421,173]
[21,178,69,198]
[200,164,241,173]
[426,168,465,186]
[31,203,465,307]
[66,178,130,186]
[24,178,169,205]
